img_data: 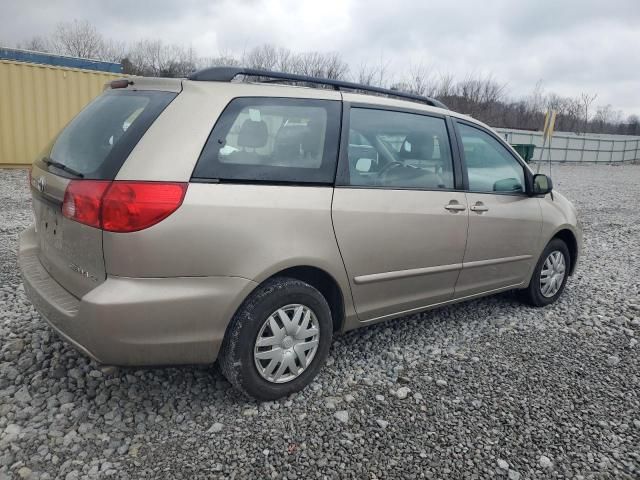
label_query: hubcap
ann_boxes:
[540,250,566,298]
[254,304,320,384]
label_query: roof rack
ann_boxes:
[187,67,449,110]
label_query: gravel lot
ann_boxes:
[1,164,639,479]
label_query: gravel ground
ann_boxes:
[1,164,639,479]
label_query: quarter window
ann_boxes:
[458,123,526,193]
[345,108,454,189]
[193,98,341,183]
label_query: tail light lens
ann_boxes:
[62,180,187,232]
[62,180,111,229]
[102,182,187,232]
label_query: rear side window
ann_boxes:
[44,90,176,180]
[193,98,341,184]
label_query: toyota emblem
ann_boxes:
[37,176,46,193]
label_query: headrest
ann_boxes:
[400,133,434,160]
[301,119,322,157]
[237,119,268,149]
[273,122,322,157]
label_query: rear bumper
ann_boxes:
[19,226,256,366]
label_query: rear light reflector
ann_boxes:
[62,180,187,232]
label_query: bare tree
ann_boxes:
[445,73,507,120]
[564,97,583,132]
[17,36,51,52]
[8,18,632,135]
[198,52,241,69]
[579,92,598,133]
[403,63,436,96]
[243,44,279,71]
[50,20,106,59]
[126,40,196,77]
[626,115,640,135]
[353,56,391,87]
[296,51,349,79]
[435,73,455,98]
[16,21,124,62]
[239,46,349,80]
[100,39,128,63]
[527,80,545,113]
[274,47,297,72]
[354,61,378,86]
[593,104,613,130]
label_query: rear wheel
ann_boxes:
[219,277,332,400]
[520,238,570,307]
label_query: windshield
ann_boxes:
[45,90,176,179]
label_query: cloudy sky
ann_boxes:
[4,0,639,116]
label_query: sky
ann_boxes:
[3,0,639,117]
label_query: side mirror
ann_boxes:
[494,177,524,192]
[532,174,553,195]
[355,157,373,172]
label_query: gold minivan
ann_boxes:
[20,68,581,400]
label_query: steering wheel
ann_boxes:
[377,161,404,178]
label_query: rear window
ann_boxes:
[42,90,176,180]
[192,97,341,184]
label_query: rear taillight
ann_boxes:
[62,180,111,229]
[101,182,187,233]
[62,180,187,232]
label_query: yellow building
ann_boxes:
[0,57,124,167]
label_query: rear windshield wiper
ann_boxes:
[43,158,85,178]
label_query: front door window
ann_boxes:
[458,123,525,194]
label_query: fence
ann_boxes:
[496,128,640,163]
[0,59,125,167]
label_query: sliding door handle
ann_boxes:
[470,202,489,213]
[444,202,466,212]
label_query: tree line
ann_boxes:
[15,20,639,136]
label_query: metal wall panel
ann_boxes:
[496,128,640,163]
[0,60,124,166]
[0,48,123,73]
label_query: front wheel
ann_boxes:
[219,277,333,400]
[520,238,570,307]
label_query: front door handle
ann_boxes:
[470,202,489,213]
[444,202,467,212]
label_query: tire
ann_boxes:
[219,277,333,401]
[520,238,571,307]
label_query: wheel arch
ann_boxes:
[551,228,579,275]
[233,262,349,334]
[260,265,346,333]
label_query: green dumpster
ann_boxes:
[510,144,535,163]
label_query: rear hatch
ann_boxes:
[30,86,177,298]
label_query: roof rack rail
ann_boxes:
[187,67,449,110]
